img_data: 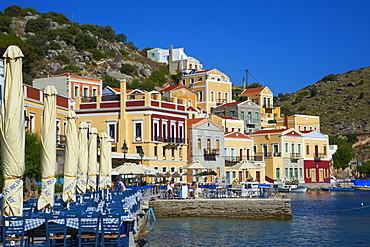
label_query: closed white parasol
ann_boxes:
[0,45,25,216]
[62,110,79,202]
[76,122,89,194]
[87,128,98,191]
[37,86,58,211]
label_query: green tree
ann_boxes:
[345,134,358,145]
[26,34,49,57]
[246,82,262,89]
[0,131,42,190]
[120,63,136,76]
[116,33,128,43]
[330,135,355,168]
[74,33,98,51]
[358,92,364,99]
[310,86,318,97]
[41,12,69,24]
[25,17,51,34]
[357,161,370,176]
[102,74,120,88]
[3,5,23,17]
[0,15,12,33]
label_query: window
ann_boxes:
[255,112,259,121]
[263,144,268,156]
[216,140,219,150]
[291,143,295,156]
[29,112,36,132]
[162,167,167,173]
[285,143,289,153]
[198,90,203,102]
[248,112,252,122]
[162,147,166,156]
[198,76,203,81]
[153,122,158,141]
[83,87,88,98]
[92,88,97,97]
[170,166,176,173]
[218,91,222,102]
[224,147,228,159]
[182,79,186,85]
[151,53,155,57]
[190,78,194,84]
[273,144,278,154]
[179,125,183,142]
[210,91,214,101]
[306,145,310,155]
[253,145,257,154]
[154,146,158,156]
[240,112,245,120]
[74,85,79,98]
[189,64,192,70]
[162,122,167,140]
[171,123,175,142]
[306,169,310,178]
[135,122,142,137]
[298,144,301,154]
[224,92,228,103]
[207,139,211,150]
[108,123,116,142]
[230,111,235,117]
[323,146,327,155]
[171,148,175,157]
[198,138,202,150]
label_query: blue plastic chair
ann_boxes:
[101,214,127,247]
[45,214,73,247]
[2,216,29,247]
[77,212,100,247]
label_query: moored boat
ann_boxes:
[278,184,307,193]
[353,185,370,191]
[322,187,354,191]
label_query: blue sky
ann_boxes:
[1,0,370,95]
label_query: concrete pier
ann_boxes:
[149,198,292,219]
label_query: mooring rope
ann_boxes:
[324,205,370,213]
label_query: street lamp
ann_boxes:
[121,140,128,163]
[139,150,144,164]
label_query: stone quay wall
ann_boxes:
[149,198,292,219]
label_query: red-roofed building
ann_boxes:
[250,128,305,183]
[181,68,232,113]
[210,114,245,133]
[240,86,280,127]
[212,100,261,133]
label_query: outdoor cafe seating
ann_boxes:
[1,188,146,247]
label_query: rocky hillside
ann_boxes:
[275,67,370,135]
[0,5,177,90]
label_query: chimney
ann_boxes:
[284,115,289,129]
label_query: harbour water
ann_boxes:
[144,191,370,246]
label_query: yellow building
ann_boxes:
[224,131,265,184]
[210,115,244,133]
[181,69,232,114]
[249,128,305,183]
[240,86,280,127]
[75,80,189,182]
[276,114,320,132]
[159,84,198,108]
[24,84,72,173]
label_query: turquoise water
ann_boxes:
[144,191,370,246]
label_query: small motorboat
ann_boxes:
[353,185,370,191]
[278,184,307,193]
[322,187,354,191]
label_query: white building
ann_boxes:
[147,47,188,64]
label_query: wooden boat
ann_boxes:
[322,187,354,191]
[278,184,307,193]
[353,185,370,191]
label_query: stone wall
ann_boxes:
[149,198,292,219]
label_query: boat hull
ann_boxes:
[353,186,370,191]
[278,187,307,193]
[322,187,354,191]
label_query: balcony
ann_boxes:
[225,156,243,163]
[264,152,281,158]
[203,148,220,155]
[314,153,325,162]
[155,136,185,145]
[216,99,227,105]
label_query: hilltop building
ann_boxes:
[181,69,232,114]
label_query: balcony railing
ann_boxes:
[154,136,184,144]
[314,153,325,162]
[216,99,227,105]
[203,148,220,155]
[264,152,282,157]
[290,153,302,158]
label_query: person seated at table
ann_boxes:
[188,182,195,198]
[114,179,126,192]
[167,182,174,199]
